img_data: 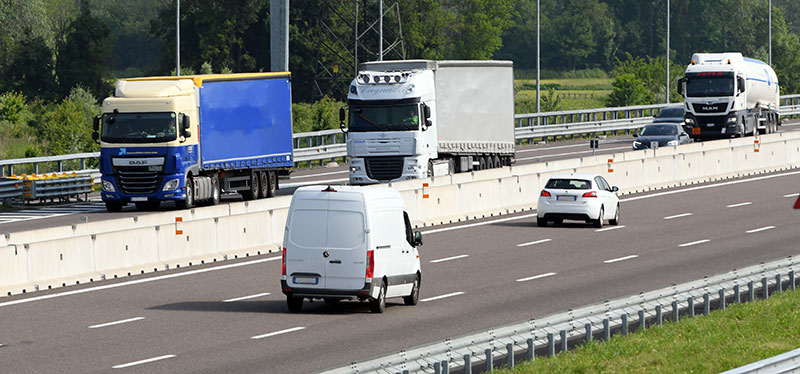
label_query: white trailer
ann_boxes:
[678,52,780,140]
[340,60,515,185]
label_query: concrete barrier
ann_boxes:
[0,245,28,294]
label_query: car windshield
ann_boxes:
[656,107,683,119]
[641,125,678,136]
[348,104,419,132]
[100,112,178,143]
[685,72,735,97]
[545,178,592,190]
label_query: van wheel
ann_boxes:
[369,284,386,313]
[287,296,303,312]
[537,217,547,227]
[594,206,604,228]
[404,275,420,306]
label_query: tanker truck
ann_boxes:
[339,60,515,185]
[677,52,780,140]
[93,73,294,212]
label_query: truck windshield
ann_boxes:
[100,112,178,143]
[349,104,419,132]
[685,72,735,97]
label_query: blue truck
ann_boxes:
[92,73,294,212]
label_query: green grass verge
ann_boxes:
[495,288,800,374]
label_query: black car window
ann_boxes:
[403,211,414,247]
[546,178,591,190]
[657,107,684,118]
[641,125,679,136]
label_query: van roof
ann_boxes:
[293,185,403,201]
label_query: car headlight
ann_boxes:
[349,166,361,173]
[162,178,180,191]
[102,180,116,192]
[667,140,679,146]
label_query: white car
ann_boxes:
[537,173,620,228]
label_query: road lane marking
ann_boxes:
[223,292,271,303]
[726,202,752,208]
[289,170,347,179]
[603,255,639,264]
[0,256,281,309]
[595,225,625,232]
[516,272,556,282]
[430,255,469,263]
[89,317,145,329]
[746,226,775,234]
[679,239,710,247]
[784,193,799,198]
[517,146,630,161]
[112,355,175,369]
[421,292,465,302]
[516,140,629,153]
[422,213,539,235]
[251,326,305,340]
[664,213,692,220]
[281,178,348,189]
[516,239,552,247]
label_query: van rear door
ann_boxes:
[324,197,368,290]
[285,192,330,289]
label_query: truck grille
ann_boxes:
[691,102,727,114]
[365,157,404,181]
[114,166,162,194]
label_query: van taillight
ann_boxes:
[365,250,374,278]
[582,191,597,198]
[281,247,287,276]
[540,190,551,197]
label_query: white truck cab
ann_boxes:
[281,185,423,313]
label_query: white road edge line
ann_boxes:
[89,317,145,329]
[430,255,469,263]
[664,213,693,220]
[112,354,175,369]
[726,202,752,208]
[0,256,281,309]
[603,255,639,264]
[223,292,271,303]
[783,193,800,198]
[596,225,625,232]
[516,239,552,247]
[251,326,306,340]
[516,272,557,282]
[679,239,710,247]
[746,226,776,234]
[420,292,465,302]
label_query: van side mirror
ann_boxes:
[413,231,423,247]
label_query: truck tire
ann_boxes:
[209,175,220,205]
[493,155,501,169]
[258,171,268,199]
[176,177,195,209]
[105,201,123,212]
[241,172,258,201]
[266,171,277,197]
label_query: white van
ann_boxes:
[280,185,423,313]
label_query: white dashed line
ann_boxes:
[726,202,752,208]
[746,226,775,234]
[251,326,306,340]
[421,292,465,302]
[664,213,692,220]
[516,272,557,282]
[89,317,145,329]
[603,255,639,264]
[223,293,271,303]
[784,193,800,198]
[112,355,175,369]
[516,239,552,247]
[679,239,710,247]
[595,225,625,232]
[430,255,469,263]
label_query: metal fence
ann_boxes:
[0,179,23,201]
[322,255,800,374]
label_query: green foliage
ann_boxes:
[448,0,516,60]
[540,88,562,112]
[56,1,115,99]
[292,97,345,134]
[39,96,99,155]
[608,53,683,105]
[0,92,27,124]
[606,73,651,107]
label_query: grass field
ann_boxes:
[515,77,613,111]
[495,287,800,374]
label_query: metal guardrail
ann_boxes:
[322,255,800,374]
[0,179,23,200]
[721,348,800,374]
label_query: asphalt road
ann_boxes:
[1,168,799,373]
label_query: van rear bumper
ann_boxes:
[281,279,379,300]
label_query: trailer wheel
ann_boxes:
[477,156,486,170]
[258,171,268,199]
[492,155,501,169]
[241,172,258,201]
[266,171,277,197]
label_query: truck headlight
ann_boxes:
[162,178,180,191]
[726,116,738,124]
[684,117,694,124]
[633,141,642,147]
[102,180,116,192]
[667,140,679,146]
[407,164,424,171]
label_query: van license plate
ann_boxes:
[557,195,576,201]
[294,276,318,285]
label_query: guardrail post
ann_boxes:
[734,285,740,304]
[703,293,710,316]
[656,305,662,326]
[485,349,493,371]
[672,301,679,322]
[33,162,39,174]
[506,343,514,368]
[560,330,567,352]
[621,313,628,336]
[527,338,534,361]
[638,310,646,330]
[762,277,769,300]
[80,158,86,170]
[442,360,449,374]
[57,160,63,172]
[688,297,694,318]
[434,361,440,374]
[463,354,471,374]
[603,319,610,341]
[776,274,782,293]
[719,289,726,310]
[749,281,755,302]
[585,323,592,342]
[547,333,555,356]
[791,271,796,291]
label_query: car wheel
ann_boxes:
[287,295,303,312]
[610,204,620,225]
[537,217,547,227]
[594,206,604,228]
[369,284,386,313]
[403,274,420,306]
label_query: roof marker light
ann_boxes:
[322,185,337,192]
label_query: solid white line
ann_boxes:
[516,272,557,282]
[421,213,539,235]
[783,193,800,198]
[603,255,639,264]
[89,317,145,329]
[516,140,629,153]
[430,255,469,263]
[0,256,281,308]
[664,213,693,220]
[517,146,630,161]
[280,178,349,189]
[223,292,271,303]
[516,239,552,247]
[679,239,710,247]
[595,225,625,232]
[746,226,775,234]
[112,355,175,369]
[251,326,305,340]
[289,170,348,179]
[620,170,800,202]
[420,292,465,302]
[726,202,752,208]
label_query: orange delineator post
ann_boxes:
[175,217,183,235]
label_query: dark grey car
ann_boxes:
[653,104,685,123]
[633,123,692,150]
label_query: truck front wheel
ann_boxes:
[176,177,195,209]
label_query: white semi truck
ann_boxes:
[340,60,515,184]
[678,52,780,140]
